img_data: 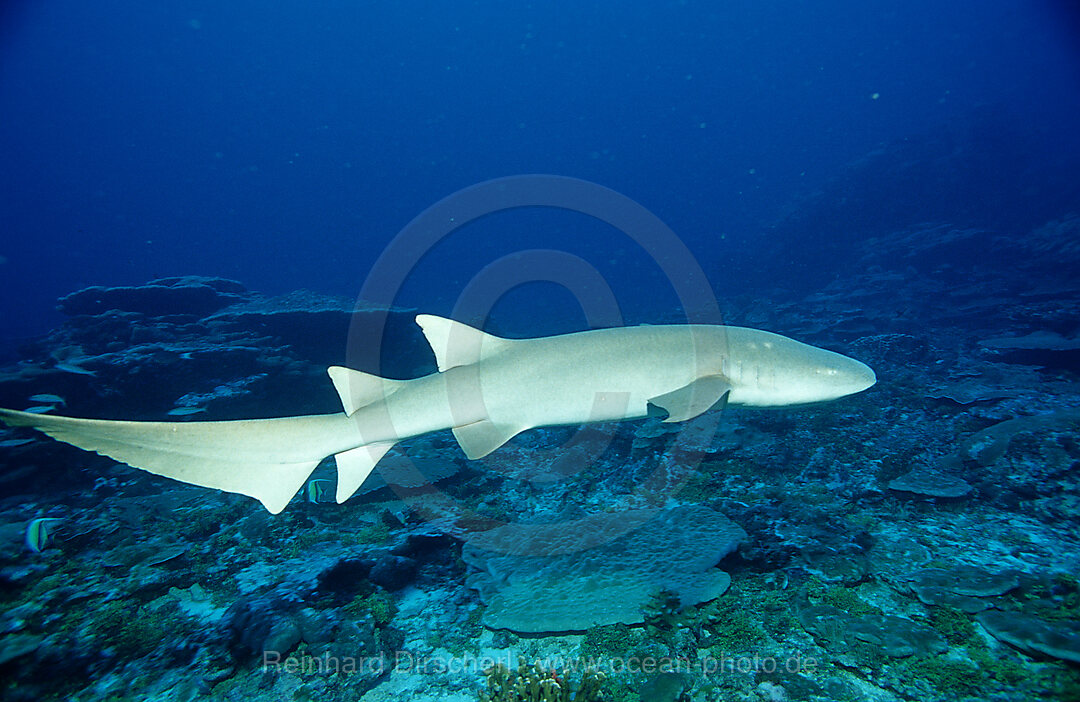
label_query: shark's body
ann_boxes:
[0,315,875,513]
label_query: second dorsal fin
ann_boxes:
[326,366,407,416]
[415,315,515,372]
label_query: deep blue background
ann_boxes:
[1,1,1078,354]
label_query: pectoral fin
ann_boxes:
[648,376,731,423]
[453,418,526,459]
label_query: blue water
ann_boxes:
[0,0,1077,352]
[4,5,1080,699]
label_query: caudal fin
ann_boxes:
[0,408,360,513]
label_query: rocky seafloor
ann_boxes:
[1,215,1080,701]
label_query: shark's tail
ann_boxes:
[0,408,371,513]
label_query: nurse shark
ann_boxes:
[0,315,875,513]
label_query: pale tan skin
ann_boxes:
[0,315,875,513]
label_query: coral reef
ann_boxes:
[479,658,608,702]
[2,185,1080,700]
[463,505,745,633]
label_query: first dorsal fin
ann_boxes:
[415,315,515,372]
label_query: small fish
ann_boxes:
[55,362,97,376]
[22,406,57,414]
[305,478,335,504]
[167,407,207,416]
[0,438,34,448]
[25,518,64,553]
[28,394,66,406]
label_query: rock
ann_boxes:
[797,605,946,658]
[464,505,745,633]
[924,385,1012,405]
[360,454,460,494]
[0,564,49,588]
[868,536,932,575]
[801,550,869,585]
[847,615,947,657]
[982,332,1080,350]
[746,111,1069,292]
[888,467,972,498]
[335,618,382,656]
[316,557,373,601]
[639,672,687,701]
[910,586,992,613]
[102,541,188,569]
[393,531,456,559]
[205,291,418,370]
[262,617,302,658]
[150,276,247,294]
[0,633,42,665]
[979,331,1080,369]
[170,584,222,623]
[903,566,1020,605]
[0,521,26,560]
[957,410,1080,467]
[796,604,852,647]
[224,598,303,660]
[58,277,247,317]
[234,544,357,598]
[296,608,337,645]
[0,603,41,634]
[368,555,417,591]
[977,610,1080,664]
[847,333,933,365]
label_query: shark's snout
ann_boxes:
[787,350,877,405]
[852,359,877,394]
[821,356,876,401]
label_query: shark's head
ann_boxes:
[721,328,877,407]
